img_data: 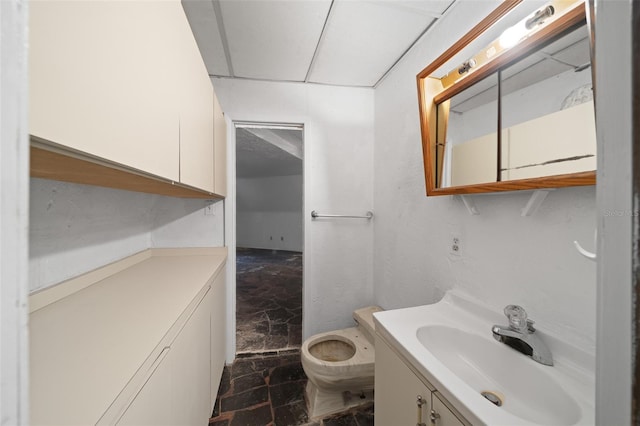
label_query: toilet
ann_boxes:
[300,305,383,419]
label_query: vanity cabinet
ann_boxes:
[375,336,468,426]
[29,0,226,197]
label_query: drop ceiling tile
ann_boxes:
[308,0,440,86]
[372,0,454,18]
[219,0,332,81]
[182,0,230,76]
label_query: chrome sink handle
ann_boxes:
[494,304,553,366]
[504,305,535,333]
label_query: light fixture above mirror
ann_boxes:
[417,0,596,196]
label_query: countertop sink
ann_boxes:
[416,325,581,425]
[374,291,594,425]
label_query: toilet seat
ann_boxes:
[301,327,375,391]
[300,305,383,419]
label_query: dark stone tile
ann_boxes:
[287,314,303,325]
[233,372,266,393]
[231,359,257,378]
[278,351,302,365]
[221,386,269,412]
[321,414,358,426]
[274,400,309,426]
[270,362,306,385]
[288,324,302,347]
[271,322,289,337]
[236,248,302,354]
[212,397,221,418]
[219,366,232,396]
[253,356,284,372]
[267,308,293,324]
[266,334,289,349]
[230,403,273,426]
[354,410,374,426]
[270,380,306,407]
[210,418,230,426]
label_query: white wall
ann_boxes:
[213,79,375,338]
[29,178,224,292]
[237,175,303,252]
[1,0,30,421]
[373,0,597,358]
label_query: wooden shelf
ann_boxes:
[31,144,221,199]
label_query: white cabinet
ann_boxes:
[30,248,227,426]
[175,4,215,193]
[210,268,227,409]
[116,348,173,426]
[432,392,466,426]
[29,0,180,181]
[213,91,228,197]
[375,335,469,426]
[29,0,227,197]
[375,337,433,425]
[119,288,212,426]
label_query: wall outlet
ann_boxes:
[450,235,461,256]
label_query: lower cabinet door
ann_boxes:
[169,290,212,425]
[374,337,432,426]
[432,392,466,426]
[117,348,173,426]
[118,293,211,426]
[210,271,227,411]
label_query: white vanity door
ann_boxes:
[432,392,467,426]
[375,337,432,426]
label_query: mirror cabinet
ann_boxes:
[417,0,596,195]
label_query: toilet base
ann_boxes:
[305,381,374,420]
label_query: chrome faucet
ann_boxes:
[492,305,553,366]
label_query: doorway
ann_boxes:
[234,123,304,355]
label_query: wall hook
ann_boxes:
[574,229,597,261]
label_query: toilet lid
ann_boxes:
[353,305,383,337]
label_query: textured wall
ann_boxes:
[29,178,224,292]
[373,0,597,356]
[214,79,375,338]
[237,175,303,252]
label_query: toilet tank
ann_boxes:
[353,306,383,343]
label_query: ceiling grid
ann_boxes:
[182,0,458,88]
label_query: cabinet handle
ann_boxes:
[416,395,427,426]
[430,409,441,425]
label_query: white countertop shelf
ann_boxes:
[30,247,227,426]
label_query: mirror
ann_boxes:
[417,0,596,196]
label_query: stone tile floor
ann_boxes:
[209,351,374,426]
[236,248,303,354]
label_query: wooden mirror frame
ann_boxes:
[416,0,596,196]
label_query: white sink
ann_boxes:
[373,291,594,426]
[416,325,581,425]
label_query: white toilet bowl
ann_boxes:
[300,306,383,419]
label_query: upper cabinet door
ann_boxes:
[213,91,227,197]
[29,1,180,181]
[174,5,215,193]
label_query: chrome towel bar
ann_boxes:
[311,210,373,219]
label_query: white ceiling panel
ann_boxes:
[181,0,230,76]
[307,0,443,86]
[370,0,453,18]
[219,0,332,81]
